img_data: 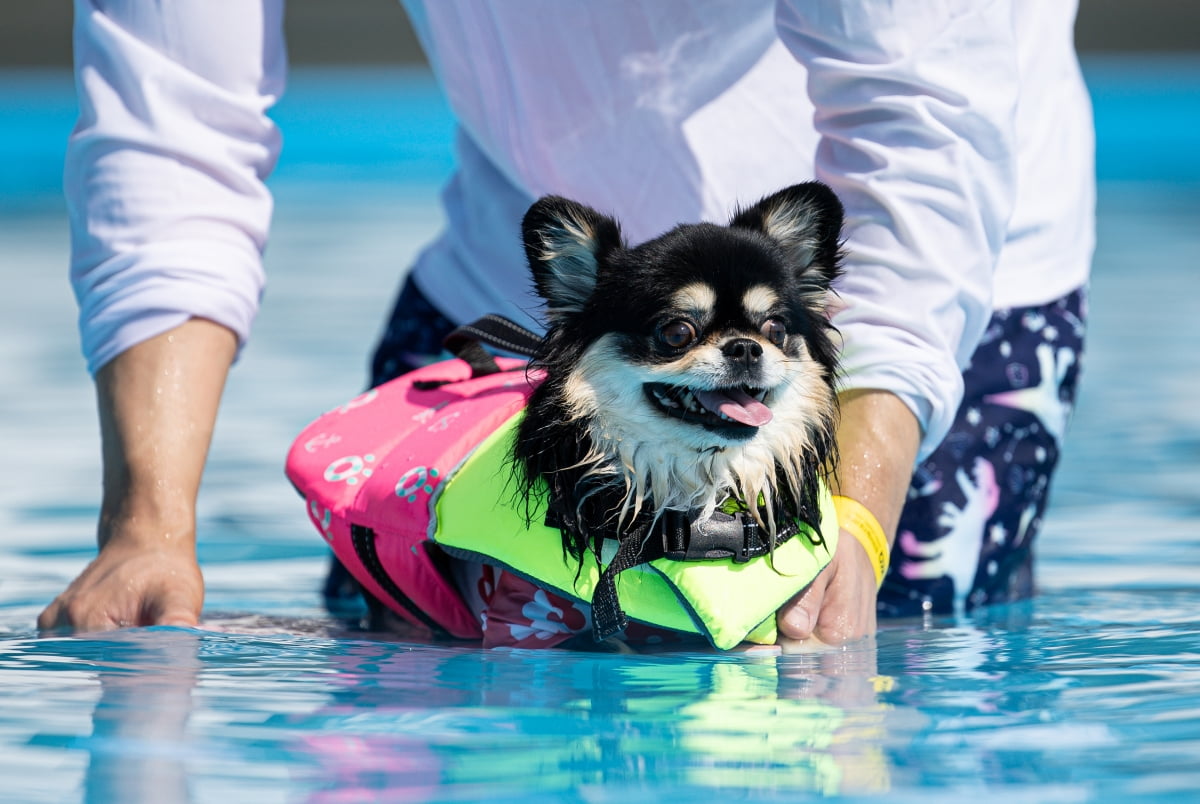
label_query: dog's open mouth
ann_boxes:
[644,382,773,433]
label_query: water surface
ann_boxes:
[0,60,1197,802]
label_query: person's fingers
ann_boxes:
[811,531,878,645]
[37,593,123,632]
[776,526,880,648]
[37,548,203,633]
[143,560,204,628]
[147,589,202,628]
[35,600,62,631]
[811,564,875,645]
[155,612,200,628]
[40,588,198,632]
[36,572,111,632]
[777,570,829,641]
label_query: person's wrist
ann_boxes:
[97,498,198,555]
[832,495,889,588]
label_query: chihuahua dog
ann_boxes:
[513,182,845,585]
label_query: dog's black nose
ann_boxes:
[722,338,763,367]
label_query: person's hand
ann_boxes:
[776,526,878,649]
[38,535,204,632]
[775,388,920,650]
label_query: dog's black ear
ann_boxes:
[523,196,623,318]
[730,181,844,289]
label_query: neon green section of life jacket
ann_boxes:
[432,412,838,650]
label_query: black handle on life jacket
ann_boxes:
[442,314,543,378]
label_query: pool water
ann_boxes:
[1,59,1198,802]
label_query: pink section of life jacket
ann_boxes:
[285,357,538,638]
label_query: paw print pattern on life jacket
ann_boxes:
[395,466,440,503]
[323,454,376,485]
[309,499,334,542]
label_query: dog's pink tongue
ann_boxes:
[695,388,773,427]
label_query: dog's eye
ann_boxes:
[761,318,787,347]
[659,320,697,349]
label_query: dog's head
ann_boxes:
[516,182,844,550]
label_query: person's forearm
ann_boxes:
[39,318,236,631]
[832,389,921,545]
[96,318,237,552]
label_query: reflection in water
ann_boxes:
[5,587,1200,799]
[83,632,199,803]
[11,630,203,803]
[291,637,897,799]
[18,627,899,800]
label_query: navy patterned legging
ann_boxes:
[878,288,1086,617]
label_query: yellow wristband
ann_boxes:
[832,495,890,588]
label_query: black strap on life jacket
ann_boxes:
[442,314,543,377]
[409,314,543,390]
[350,524,454,639]
[546,504,814,642]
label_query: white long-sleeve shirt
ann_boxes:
[67,0,1094,459]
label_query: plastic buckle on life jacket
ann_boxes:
[665,509,803,564]
[664,510,759,562]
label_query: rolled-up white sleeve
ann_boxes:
[67,0,286,375]
[775,1,1019,459]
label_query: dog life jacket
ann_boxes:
[285,316,838,650]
